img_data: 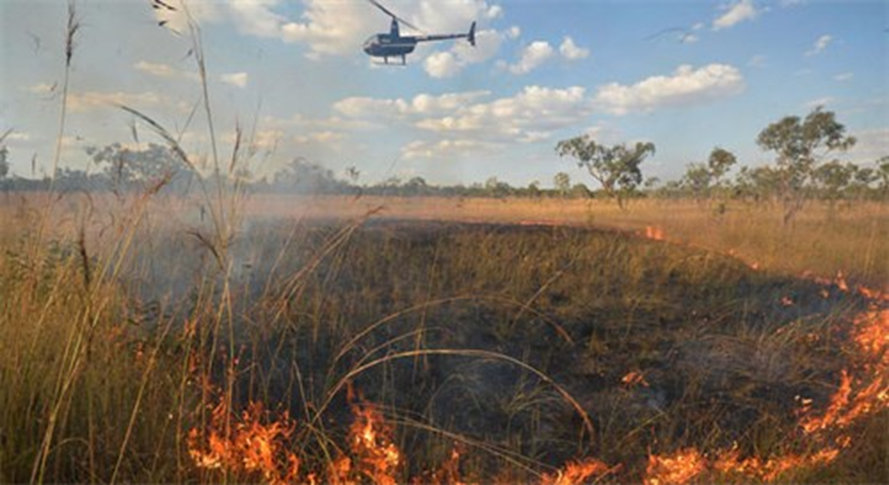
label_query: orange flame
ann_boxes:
[622,370,650,388]
[328,455,354,485]
[799,370,853,434]
[835,271,849,292]
[643,449,705,485]
[852,308,888,360]
[183,271,886,485]
[420,445,468,485]
[799,306,888,435]
[714,446,842,482]
[644,226,665,241]
[347,400,403,485]
[188,399,300,485]
[540,457,612,485]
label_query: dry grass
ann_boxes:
[244,195,888,288]
[7,194,884,290]
[1,191,885,484]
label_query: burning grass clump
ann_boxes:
[0,214,886,484]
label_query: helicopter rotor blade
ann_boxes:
[366,0,423,32]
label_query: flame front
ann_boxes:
[798,305,888,434]
[540,458,612,485]
[643,449,705,485]
[347,401,403,485]
[184,274,886,484]
[644,226,665,241]
[188,400,299,485]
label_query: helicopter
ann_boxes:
[363,0,476,65]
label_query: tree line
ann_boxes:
[1,108,886,223]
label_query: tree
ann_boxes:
[681,147,737,204]
[812,160,854,212]
[756,107,856,225]
[556,135,655,208]
[681,163,712,202]
[526,180,541,199]
[0,145,9,180]
[553,172,571,198]
[847,164,878,201]
[86,142,197,193]
[484,176,511,198]
[877,156,889,198]
[404,176,430,196]
[273,157,347,194]
[707,147,737,182]
[735,165,781,203]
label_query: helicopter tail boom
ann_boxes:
[415,22,477,46]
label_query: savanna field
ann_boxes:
[0,193,886,484]
[2,1,888,483]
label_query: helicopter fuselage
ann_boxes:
[362,18,475,65]
[363,33,419,59]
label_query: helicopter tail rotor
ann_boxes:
[468,21,476,46]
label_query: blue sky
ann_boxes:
[1,0,886,187]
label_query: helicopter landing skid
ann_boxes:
[373,61,407,66]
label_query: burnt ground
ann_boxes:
[132,219,880,479]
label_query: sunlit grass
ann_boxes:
[1,192,885,483]
[242,195,888,287]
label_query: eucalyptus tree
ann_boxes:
[556,134,655,208]
[553,172,571,198]
[756,107,855,225]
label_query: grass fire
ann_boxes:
[1,1,887,484]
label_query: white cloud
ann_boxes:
[282,0,496,59]
[424,52,462,78]
[280,0,370,57]
[402,139,501,159]
[151,0,223,35]
[221,72,249,88]
[805,34,833,56]
[153,0,497,61]
[134,61,178,78]
[228,0,288,38]
[581,124,624,145]
[423,29,504,78]
[134,61,198,81]
[68,91,178,113]
[506,25,521,39]
[333,85,591,160]
[251,129,284,150]
[834,72,854,82]
[334,91,492,118]
[294,131,345,144]
[25,82,57,95]
[413,85,590,142]
[509,41,554,74]
[848,128,889,163]
[559,37,589,60]
[263,113,379,133]
[4,132,31,142]
[804,96,835,109]
[594,64,745,115]
[155,0,504,72]
[713,0,760,31]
